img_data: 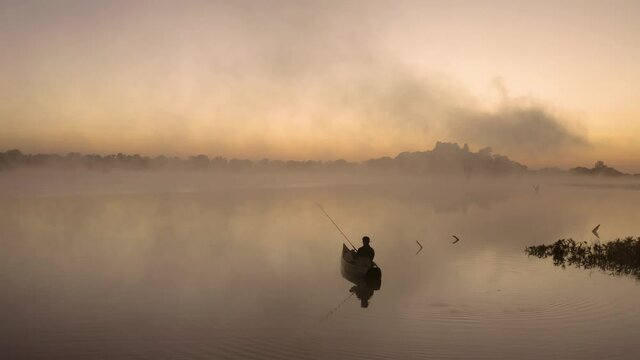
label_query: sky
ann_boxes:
[1,0,639,171]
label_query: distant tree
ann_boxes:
[188,155,210,169]
[569,161,625,177]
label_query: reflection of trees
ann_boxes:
[526,237,640,279]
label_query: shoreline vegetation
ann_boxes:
[526,238,640,279]
[2,142,639,178]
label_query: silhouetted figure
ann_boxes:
[350,284,375,308]
[340,241,382,309]
[355,236,375,261]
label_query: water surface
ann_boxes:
[2,173,640,359]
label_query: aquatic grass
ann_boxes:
[526,237,640,279]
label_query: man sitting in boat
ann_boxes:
[354,236,375,261]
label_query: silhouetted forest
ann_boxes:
[1,142,638,177]
[569,160,625,177]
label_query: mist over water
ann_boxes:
[2,171,640,359]
[3,1,640,358]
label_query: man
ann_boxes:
[355,236,375,261]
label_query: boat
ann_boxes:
[340,244,382,289]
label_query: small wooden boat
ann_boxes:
[340,244,382,289]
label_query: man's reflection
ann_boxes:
[341,269,381,308]
[350,284,374,308]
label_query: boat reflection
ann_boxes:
[340,244,382,308]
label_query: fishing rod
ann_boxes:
[316,203,357,250]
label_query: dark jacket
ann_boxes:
[355,244,375,261]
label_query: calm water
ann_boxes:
[2,173,640,359]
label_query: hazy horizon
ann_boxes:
[3,140,634,175]
[2,0,640,172]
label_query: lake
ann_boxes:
[1,172,640,359]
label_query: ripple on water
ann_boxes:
[378,254,640,359]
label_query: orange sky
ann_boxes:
[1,0,639,171]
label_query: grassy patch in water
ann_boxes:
[526,237,640,278]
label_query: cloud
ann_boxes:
[447,103,588,156]
[0,0,591,163]
[287,67,588,160]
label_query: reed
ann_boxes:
[526,237,640,278]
